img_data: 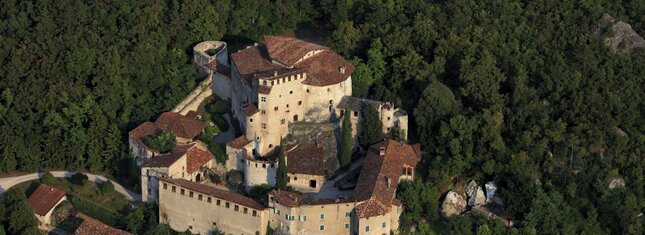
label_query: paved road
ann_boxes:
[0,171,141,201]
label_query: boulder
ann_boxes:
[466,180,478,197]
[468,186,486,206]
[485,181,498,204]
[441,191,467,218]
[608,177,625,189]
[593,14,645,54]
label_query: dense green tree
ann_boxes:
[3,188,38,234]
[359,105,384,147]
[41,171,56,185]
[329,21,361,56]
[340,112,353,169]
[275,139,288,190]
[142,131,177,153]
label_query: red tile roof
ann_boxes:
[231,45,283,79]
[264,35,326,66]
[140,151,185,168]
[227,136,251,149]
[285,143,326,176]
[160,178,265,210]
[353,139,420,218]
[268,190,351,207]
[128,122,160,153]
[74,212,130,235]
[28,184,66,216]
[354,199,389,218]
[141,141,213,173]
[242,103,259,116]
[186,143,214,173]
[257,85,272,94]
[155,112,207,139]
[297,50,355,86]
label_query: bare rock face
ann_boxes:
[608,177,626,189]
[466,180,478,197]
[468,186,487,207]
[594,14,645,54]
[485,181,498,204]
[441,191,467,218]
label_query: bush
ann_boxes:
[204,125,220,136]
[41,171,56,185]
[100,180,115,194]
[209,173,222,183]
[71,173,89,185]
[248,184,272,201]
[206,100,230,115]
[71,196,121,227]
[212,115,229,132]
[230,118,243,137]
[142,131,176,153]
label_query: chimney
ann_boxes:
[386,177,391,188]
[379,146,386,156]
[339,67,346,74]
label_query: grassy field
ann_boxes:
[12,177,130,213]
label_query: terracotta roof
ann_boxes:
[354,199,389,218]
[353,139,420,218]
[286,143,326,176]
[128,122,160,153]
[242,103,259,116]
[231,45,283,79]
[74,212,131,235]
[227,136,251,149]
[297,50,355,86]
[28,184,66,216]
[186,144,214,173]
[264,35,326,66]
[155,112,206,139]
[257,85,272,94]
[140,151,185,168]
[269,190,351,208]
[337,96,382,112]
[160,178,265,210]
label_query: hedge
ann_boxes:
[70,196,121,228]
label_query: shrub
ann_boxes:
[142,131,176,153]
[209,173,222,184]
[100,180,115,194]
[71,173,88,185]
[41,171,56,185]
[212,115,229,132]
[204,125,220,136]
[206,100,230,115]
[248,184,272,201]
[70,196,121,227]
[230,118,243,137]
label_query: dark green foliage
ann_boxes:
[249,184,272,201]
[340,112,353,169]
[125,203,159,234]
[71,196,121,227]
[359,105,384,146]
[231,118,243,137]
[276,140,288,190]
[142,131,176,153]
[198,133,227,164]
[100,180,115,194]
[71,173,89,185]
[3,188,38,234]
[41,171,56,185]
[205,100,230,115]
[265,222,274,235]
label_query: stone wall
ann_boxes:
[268,200,359,235]
[244,158,277,188]
[193,41,228,76]
[287,173,325,193]
[171,76,213,115]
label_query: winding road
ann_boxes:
[0,171,141,201]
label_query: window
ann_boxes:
[261,97,266,102]
[291,215,295,221]
[243,207,248,214]
[271,163,275,168]
[275,208,280,215]
[207,197,212,203]
[234,205,239,211]
[180,189,185,195]
[172,186,176,192]
[302,216,307,221]
[329,100,333,104]
[286,104,289,108]
[262,123,267,129]
[387,116,391,120]
[261,110,266,114]
[198,194,203,201]
[327,88,331,92]
[320,225,325,231]
[262,164,266,168]
[289,90,293,94]
[285,214,289,220]
[387,127,391,131]
[320,213,325,220]
[163,183,167,190]
[345,223,349,229]
[281,119,285,125]
[354,111,358,117]
[306,89,310,93]
[189,191,194,198]
[225,202,230,208]
[309,180,317,188]
[298,101,302,105]
[217,200,221,206]
[147,188,151,194]
[345,212,350,217]
[294,176,298,181]
[250,118,253,122]
[366,226,370,232]
[252,210,257,216]
[274,106,278,111]
[189,225,193,230]
[382,222,386,228]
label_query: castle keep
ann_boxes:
[130,36,416,234]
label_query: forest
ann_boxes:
[0,0,643,234]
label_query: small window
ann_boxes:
[329,100,333,104]
[207,197,212,203]
[147,176,151,182]
[250,118,253,122]
[275,208,280,215]
[345,212,350,217]
[198,194,202,201]
[217,200,221,206]
[290,90,293,94]
[172,186,176,192]
[234,205,239,211]
[180,189,185,195]
[147,188,151,194]
[262,123,267,129]
[306,89,310,93]
[320,225,325,231]
[189,191,194,198]
[271,163,275,168]
[387,116,391,121]
[226,202,230,208]
[285,214,289,220]
[262,164,266,168]
[366,226,370,232]
[163,183,167,190]
[294,176,298,181]
[261,97,266,102]
[345,223,349,229]
[281,119,285,124]
[320,213,325,220]
[303,216,307,221]
[387,127,391,131]
[252,210,257,216]
[354,111,358,117]
[327,88,331,92]
[189,225,193,230]
[286,104,289,108]
[298,101,302,105]
[274,106,278,111]
[261,110,266,114]
[291,215,295,221]
[382,222,386,228]
[244,207,248,214]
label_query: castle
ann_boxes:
[129,36,417,234]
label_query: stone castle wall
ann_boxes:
[244,158,277,188]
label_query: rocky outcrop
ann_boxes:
[608,177,625,189]
[485,181,498,204]
[594,14,645,54]
[441,191,467,218]
[466,180,478,197]
[468,186,486,206]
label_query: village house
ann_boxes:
[140,141,214,203]
[129,112,207,166]
[27,184,67,230]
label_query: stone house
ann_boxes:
[140,141,214,203]
[336,96,409,143]
[129,112,206,166]
[27,184,67,230]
